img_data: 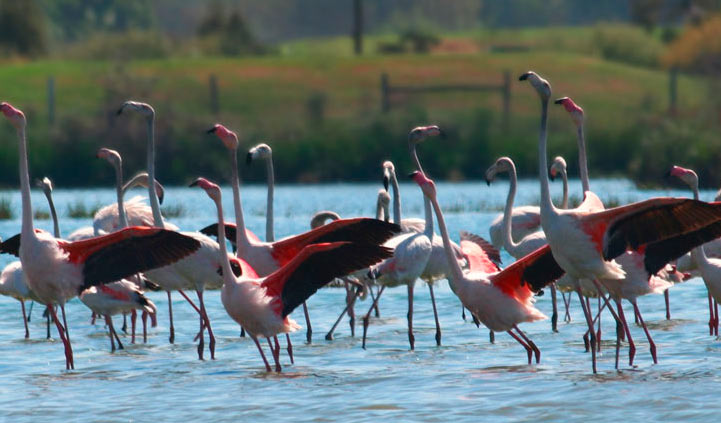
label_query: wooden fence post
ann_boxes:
[381,73,390,113]
[209,74,219,115]
[47,76,55,125]
[669,67,678,116]
[502,70,511,130]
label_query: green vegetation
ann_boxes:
[0,23,716,188]
[66,201,100,219]
[0,197,13,219]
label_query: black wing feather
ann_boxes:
[0,233,20,257]
[521,247,565,292]
[280,243,393,317]
[82,230,201,292]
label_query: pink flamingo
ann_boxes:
[1,101,201,370]
[669,165,721,336]
[191,177,396,371]
[411,171,564,364]
[520,72,721,372]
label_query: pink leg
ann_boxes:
[506,329,532,364]
[428,283,442,346]
[407,283,415,350]
[48,305,74,370]
[550,284,559,332]
[167,291,175,344]
[631,300,657,364]
[361,285,385,349]
[251,334,272,372]
[267,337,281,372]
[576,284,596,373]
[131,310,137,344]
[142,311,149,343]
[105,315,116,352]
[709,292,714,335]
[90,311,97,325]
[715,300,719,337]
[286,334,294,364]
[21,301,29,339]
[60,304,70,343]
[664,289,671,320]
[302,301,312,344]
[514,325,540,363]
[562,291,572,322]
[197,290,215,360]
[616,299,636,367]
[596,296,602,352]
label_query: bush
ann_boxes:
[591,24,663,68]
[0,197,13,219]
[63,30,171,60]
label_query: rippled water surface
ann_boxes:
[1,180,720,422]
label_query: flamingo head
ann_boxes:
[549,156,567,182]
[382,161,395,191]
[117,101,154,118]
[519,71,551,102]
[0,102,26,128]
[484,156,514,186]
[126,172,165,204]
[97,147,121,166]
[190,177,221,202]
[207,123,238,150]
[246,143,272,165]
[554,97,584,126]
[666,165,699,191]
[409,170,436,199]
[35,176,53,195]
[408,125,443,146]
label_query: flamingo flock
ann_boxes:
[2,70,721,375]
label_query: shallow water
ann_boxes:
[0,179,720,422]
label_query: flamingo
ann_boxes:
[411,171,564,364]
[117,101,244,360]
[669,165,721,336]
[520,72,721,372]
[485,156,568,332]
[362,180,433,350]
[191,177,396,371]
[0,101,201,369]
[204,125,408,344]
[80,280,157,352]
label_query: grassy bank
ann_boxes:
[0,28,714,188]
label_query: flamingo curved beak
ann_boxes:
[246,152,253,165]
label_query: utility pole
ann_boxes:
[352,0,363,55]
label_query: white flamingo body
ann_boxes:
[0,261,39,302]
[221,279,301,338]
[488,206,541,248]
[374,231,431,288]
[81,279,157,317]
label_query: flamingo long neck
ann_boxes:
[502,163,520,252]
[375,199,385,220]
[230,149,251,253]
[146,115,164,228]
[690,183,709,265]
[44,190,60,238]
[577,124,590,193]
[537,99,556,218]
[213,195,235,286]
[265,155,275,242]
[391,171,401,224]
[429,193,463,284]
[560,169,569,209]
[423,195,433,238]
[113,160,128,229]
[18,126,35,240]
[411,144,424,174]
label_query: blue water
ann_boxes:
[0,180,720,422]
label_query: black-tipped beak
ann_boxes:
[554,98,565,105]
[549,171,556,181]
[663,169,672,180]
[408,171,420,179]
[485,177,491,186]
[116,107,124,115]
[383,175,389,191]
[518,73,530,81]
[158,189,165,205]
[438,128,447,139]
[246,152,253,165]
[189,180,200,188]
[206,127,217,134]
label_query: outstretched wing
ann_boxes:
[489,244,565,304]
[0,233,20,256]
[460,231,501,273]
[262,242,393,317]
[58,226,201,291]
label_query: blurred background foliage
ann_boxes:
[0,0,720,188]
